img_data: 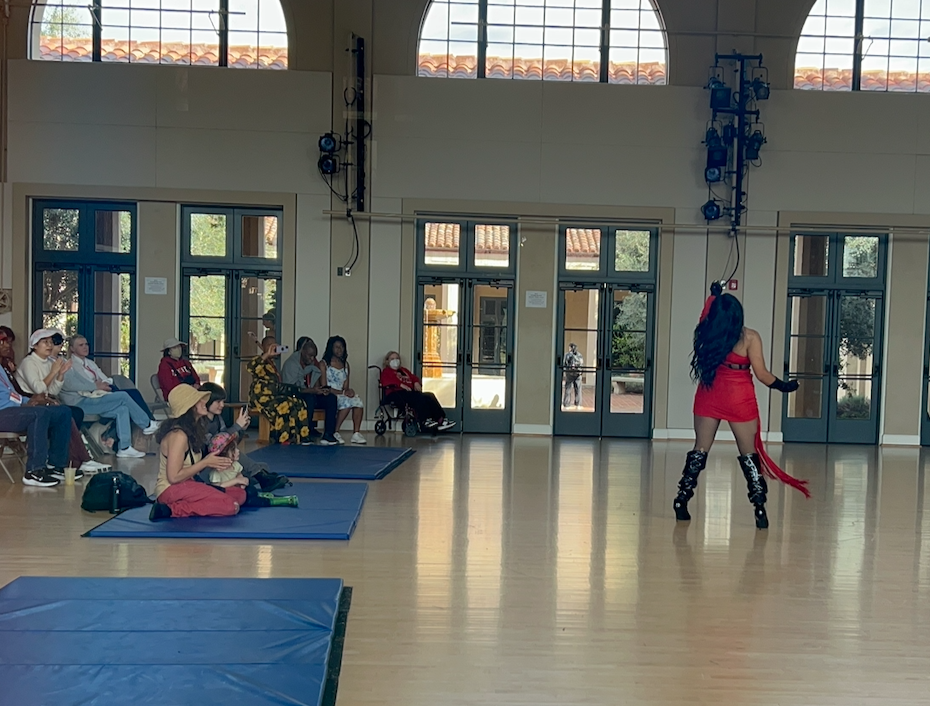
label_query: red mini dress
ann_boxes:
[692,352,757,423]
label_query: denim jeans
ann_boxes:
[75,392,150,450]
[111,386,155,420]
[0,405,70,471]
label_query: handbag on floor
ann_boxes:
[81,471,151,513]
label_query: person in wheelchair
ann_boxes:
[379,351,455,432]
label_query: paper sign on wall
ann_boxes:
[144,277,168,295]
[525,291,548,308]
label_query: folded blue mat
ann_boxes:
[84,483,367,539]
[249,443,415,479]
[0,577,346,706]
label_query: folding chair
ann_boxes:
[0,432,27,483]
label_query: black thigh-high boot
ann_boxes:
[673,450,708,521]
[738,453,769,530]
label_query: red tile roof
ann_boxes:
[425,223,599,256]
[38,38,287,69]
[418,54,666,85]
[795,66,930,92]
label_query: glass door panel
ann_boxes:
[236,275,279,401]
[602,287,653,437]
[832,293,880,443]
[38,268,80,336]
[783,293,830,442]
[554,286,602,436]
[463,283,512,432]
[419,281,463,422]
[187,274,228,389]
[240,215,279,260]
[92,271,132,377]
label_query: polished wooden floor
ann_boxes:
[2,434,930,704]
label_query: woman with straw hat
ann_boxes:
[148,384,244,521]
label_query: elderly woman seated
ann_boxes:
[380,351,455,432]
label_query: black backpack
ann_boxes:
[81,471,151,513]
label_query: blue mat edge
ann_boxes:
[82,485,369,540]
[251,445,416,480]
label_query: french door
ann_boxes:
[783,289,883,444]
[181,270,279,404]
[415,277,513,433]
[553,282,655,438]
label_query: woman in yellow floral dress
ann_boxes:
[247,337,312,445]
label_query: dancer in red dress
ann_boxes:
[673,282,810,529]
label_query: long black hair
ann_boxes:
[155,407,209,452]
[690,282,744,388]
[322,336,348,368]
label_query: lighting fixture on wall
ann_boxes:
[318,132,341,175]
[699,54,770,229]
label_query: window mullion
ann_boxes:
[477,0,488,79]
[852,0,865,91]
[92,0,102,62]
[219,0,230,67]
[599,0,611,83]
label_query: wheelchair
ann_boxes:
[368,365,420,437]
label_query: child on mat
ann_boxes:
[208,433,299,508]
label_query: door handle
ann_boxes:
[465,353,471,365]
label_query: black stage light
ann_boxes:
[745,130,766,160]
[752,77,770,100]
[319,133,339,153]
[318,154,340,175]
[705,166,723,183]
[708,78,731,110]
[701,200,723,221]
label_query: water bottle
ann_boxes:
[111,476,120,514]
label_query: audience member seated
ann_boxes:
[0,361,72,487]
[281,337,338,445]
[56,338,158,458]
[157,337,201,397]
[380,351,456,432]
[68,335,156,421]
[247,337,312,445]
[320,336,366,445]
[199,382,290,491]
[149,385,244,521]
[0,328,104,474]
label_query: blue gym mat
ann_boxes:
[84,483,367,539]
[249,444,415,480]
[0,577,347,706]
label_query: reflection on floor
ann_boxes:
[560,382,645,413]
[2,435,930,704]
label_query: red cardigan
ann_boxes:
[158,356,200,396]
[380,366,420,396]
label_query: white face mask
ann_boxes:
[389,359,401,370]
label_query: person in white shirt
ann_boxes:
[19,329,156,459]
[68,335,156,421]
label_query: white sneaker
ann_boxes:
[351,432,367,445]
[80,460,110,473]
[333,432,345,445]
[142,421,160,435]
[116,447,146,459]
[438,420,456,431]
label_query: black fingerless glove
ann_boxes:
[767,377,799,393]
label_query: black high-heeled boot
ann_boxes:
[673,450,708,521]
[738,453,769,530]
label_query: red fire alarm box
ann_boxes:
[728,280,738,291]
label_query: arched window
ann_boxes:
[31,0,288,69]
[417,0,667,85]
[795,0,930,91]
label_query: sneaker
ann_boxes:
[116,447,146,459]
[318,435,339,446]
[24,469,59,487]
[149,502,172,521]
[48,467,84,481]
[333,432,345,445]
[422,419,439,428]
[438,420,457,431]
[80,460,111,473]
[351,432,367,445]
[142,421,160,436]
